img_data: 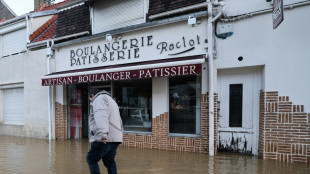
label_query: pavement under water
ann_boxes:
[0,135,309,174]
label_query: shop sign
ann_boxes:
[69,35,202,67]
[42,64,201,86]
[273,0,284,29]
[55,20,207,72]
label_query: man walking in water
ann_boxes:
[86,88,123,174]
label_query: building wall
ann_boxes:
[216,5,310,112]
[0,49,49,138]
[259,91,310,163]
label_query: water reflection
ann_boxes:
[0,135,309,174]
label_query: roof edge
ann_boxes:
[1,0,17,16]
[0,15,26,28]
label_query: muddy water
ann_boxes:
[0,135,309,174]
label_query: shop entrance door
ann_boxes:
[68,84,112,139]
[217,67,262,155]
[68,84,89,139]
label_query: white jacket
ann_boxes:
[89,90,123,143]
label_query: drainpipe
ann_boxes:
[207,0,215,156]
[47,40,54,140]
[207,0,226,156]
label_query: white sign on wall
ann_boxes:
[55,20,208,73]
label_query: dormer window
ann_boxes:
[92,0,146,34]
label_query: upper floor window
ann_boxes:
[1,28,26,57]
[92,0,146,34]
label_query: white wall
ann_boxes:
[152,77,168,117]
[0,49,49,138]
[216,5,310,111]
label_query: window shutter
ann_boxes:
[3,88,24,125]
[2,28,26,57]
[93,0,144,34]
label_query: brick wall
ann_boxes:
[55,102,67,140]
[259,92,310,163]
[122,93,218,154]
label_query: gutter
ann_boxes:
[0,15,26,28]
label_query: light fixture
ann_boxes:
[188,16,197,26]
[106,34,112,42]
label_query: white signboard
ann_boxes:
[54,20,208,73]
[273,0,284,29]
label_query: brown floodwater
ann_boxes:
[0,135,309,174]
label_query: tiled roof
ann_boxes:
[29,0,76,43]
[55,4,90,38]
[30,14,58,42]
[34,0,73,12]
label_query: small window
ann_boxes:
[169,75,201,135]
[229,84,243,127]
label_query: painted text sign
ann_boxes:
[42,64,201,86]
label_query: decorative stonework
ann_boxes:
[55,102,67,140]
[122,93,218,154]
[259,91,310,163]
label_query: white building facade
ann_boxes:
[1,0,309,163]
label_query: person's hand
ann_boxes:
[101,137,108,144]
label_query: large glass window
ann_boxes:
[113,79,152,132]
[169,75,201,135]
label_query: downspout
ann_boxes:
[207,0,215,156]
[47,40,54,140]
[207,0,225,156]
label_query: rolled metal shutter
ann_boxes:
[3,88,24,125]
[2,28,26,57]
[93,0,144,34]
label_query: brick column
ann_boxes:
[55,102,67,140]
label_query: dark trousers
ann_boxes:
[86,142,120,174]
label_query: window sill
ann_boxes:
[168,133,201,138]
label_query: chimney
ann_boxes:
[34,0,55,11]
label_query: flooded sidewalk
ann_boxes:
[0,135,309,174]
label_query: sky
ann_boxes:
[3,0,64,16]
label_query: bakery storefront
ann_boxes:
[42,20,212,153]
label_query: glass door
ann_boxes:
[68,84,89,139]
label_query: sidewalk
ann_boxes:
[0,135,309,174]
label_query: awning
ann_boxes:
[41,55,205,86]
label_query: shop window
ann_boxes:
[113,79,152,132]
[229,84,243,127]
[169,75,201,135]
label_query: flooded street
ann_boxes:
[0,135,309,174]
